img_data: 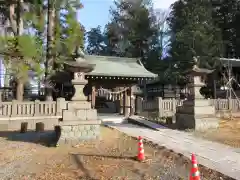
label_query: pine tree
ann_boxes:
[86,26,105,55]
[168,0,224,76]
[54,2,85,66]
[105,0,161,72]
[212,0,240,58]
[0,0,44,100]
[44,0,84,99]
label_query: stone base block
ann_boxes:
[177,105,215,115]
[67,101,91,110]
[55,123,100,145]
[182,99,211,107]
[62,109,97,121]
[176,113,219,131]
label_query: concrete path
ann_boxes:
[98,113,126,124]
[107,122,240,179]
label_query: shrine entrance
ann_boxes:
[94,87,128,114]
[87,78,135,117]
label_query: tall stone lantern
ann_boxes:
[57,47,101,145]
[175,59,219,131]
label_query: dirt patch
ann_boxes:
[0,126,234,180]
[194,119,240,148]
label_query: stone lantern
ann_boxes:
[56,46,101,145]
[64,59,94,101]
[175,58,219,131]
[187,64,214,100]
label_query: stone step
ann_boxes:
[128,116,166,130]
[99,115,126,124]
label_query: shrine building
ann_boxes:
[52,55,157,117]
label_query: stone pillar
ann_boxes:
[123,89,126,116]
[34,100,40,116]
[124,88,130,117]
[131,95,135,115]
[135,96,142,115]
[91,86,96,109]
[11,100,18,117]
[158,97,163,118]
[129,87,134,115]
[119,88,124,115]
[56,98,66,116]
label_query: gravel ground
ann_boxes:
[0,126,234,180]
[194,119,240,148]
[0,141,38,179]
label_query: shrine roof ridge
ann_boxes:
[84,55,157,78]
[84,55,138,62]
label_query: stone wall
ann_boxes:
[57,124,100,145]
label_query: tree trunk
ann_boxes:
[4,63,10,87]
[16,0,24,101]
[9,3,17,35]
[16,79,24,101]
[45,0,55,101]
[17,0,24,36]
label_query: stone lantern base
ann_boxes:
[175,99,219,131]
[56,100,101,145]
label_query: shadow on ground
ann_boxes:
[0,130,58,147]
[71,153,99,180]
[70,153,136,161]
[69,153,145,180]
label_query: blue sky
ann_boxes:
[78,0,113,31]
[78,0,177,32]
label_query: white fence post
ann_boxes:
[172,98,176,113]
[158,97,163,117]
[11,100,18,117]
[228,98,232,110]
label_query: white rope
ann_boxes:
[97,87,129,95]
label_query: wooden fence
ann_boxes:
[140,98,240,118]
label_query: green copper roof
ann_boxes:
[84,55,157,78]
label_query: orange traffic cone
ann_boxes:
[190,154,200,180]
[137,136,145,161]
